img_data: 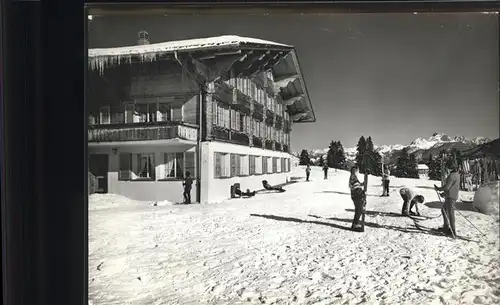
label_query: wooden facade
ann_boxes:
[88,58,292,152]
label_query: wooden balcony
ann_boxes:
[283,120,292,133]
[214,79,252,113]
[253,103,264,121]
[230,131,250,146]
[211,126,230,141]
[275,115,283,130]
[265,139,274,150]
[253,137,263,148]
[88,121,198,143]
[232,90,252,114]
[265,110,275,126]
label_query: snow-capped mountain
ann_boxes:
[306,133,493,164]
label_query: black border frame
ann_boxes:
[1,1,499,305]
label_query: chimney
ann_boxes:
[137,31,150,45]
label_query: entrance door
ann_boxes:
[89,154,109,193]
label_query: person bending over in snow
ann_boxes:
[399,188,425,216]
[349,166,366,232]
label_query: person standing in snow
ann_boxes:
[323,164,329,180]
[305,164,311,181]
[434,160,460,236]
[183,171,193,204]
[349,166,366,232]
[381,165,391,197]
[399,188,425,216]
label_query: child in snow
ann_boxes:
[183,172,193,204]
[349,166,366,232]
[399,188,425,216]
[381,165,391,197]
[323,164,329,180]
[434,159,460,237]
[305,165,311,181]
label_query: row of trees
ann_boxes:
[298,141,347,169]
[427,148,464,181]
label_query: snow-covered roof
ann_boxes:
[88,35,292,71]
[417,164,429,170]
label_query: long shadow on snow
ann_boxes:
[250,214,352,231]
[425,200,479,212]
[251,214,448,238]
[344,209,403,218]
[310,215,477,241]
[316,191,380,197]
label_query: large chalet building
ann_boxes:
[87,34,315,203]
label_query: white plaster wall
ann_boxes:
[88,144,196,203]
[200,141,294,203]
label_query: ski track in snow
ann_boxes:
[89,167,500,305]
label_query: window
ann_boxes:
[171,104,183,121]
[118,153,156,180]
[163,153,185,179]
[277,157,282,173]
[239,155,249,176]
[214,152,230,178]
[184,152,196,178]
[281,158,286,173]
[249,156,256,175]
[272,157,278,173]
[255,156,263,174]
[158,103,171,122]
[119,153,132,180]
[99,106,110,124]
[262,157,268,174]
[287,159,291,172]
[230,154,240,177]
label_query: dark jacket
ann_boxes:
[183,177,193,190]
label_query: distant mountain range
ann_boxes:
[304,133,492,165]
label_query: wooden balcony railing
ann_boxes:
[265,139,274,150]
[283,145,290,153]
[230,131,250,146]
[275,115,283,130]
[265,110,275,126]
[283,120,292,133]
[253,137,263,148]
[275,142,282,151]
[212,126,230,141]
[88,121,198,143]
[253,103,264,121]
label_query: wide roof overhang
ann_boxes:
[88,35,315,123]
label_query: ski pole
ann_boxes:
[454,208,488,239]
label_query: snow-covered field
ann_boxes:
[89,166,500,305]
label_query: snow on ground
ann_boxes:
[89,166,500,305]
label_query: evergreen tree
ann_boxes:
[365,137,383,176]
[394,147,411,178]
[355,136,367,174]
[334,141,347,170]
[299,149,310,166]
[327,141,336,168]
[408,154,420,179]
[427,153,439,181]
[318,155,324,167]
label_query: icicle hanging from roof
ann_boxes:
[88,52,161,74]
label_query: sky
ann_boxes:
[88,12,499,150]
